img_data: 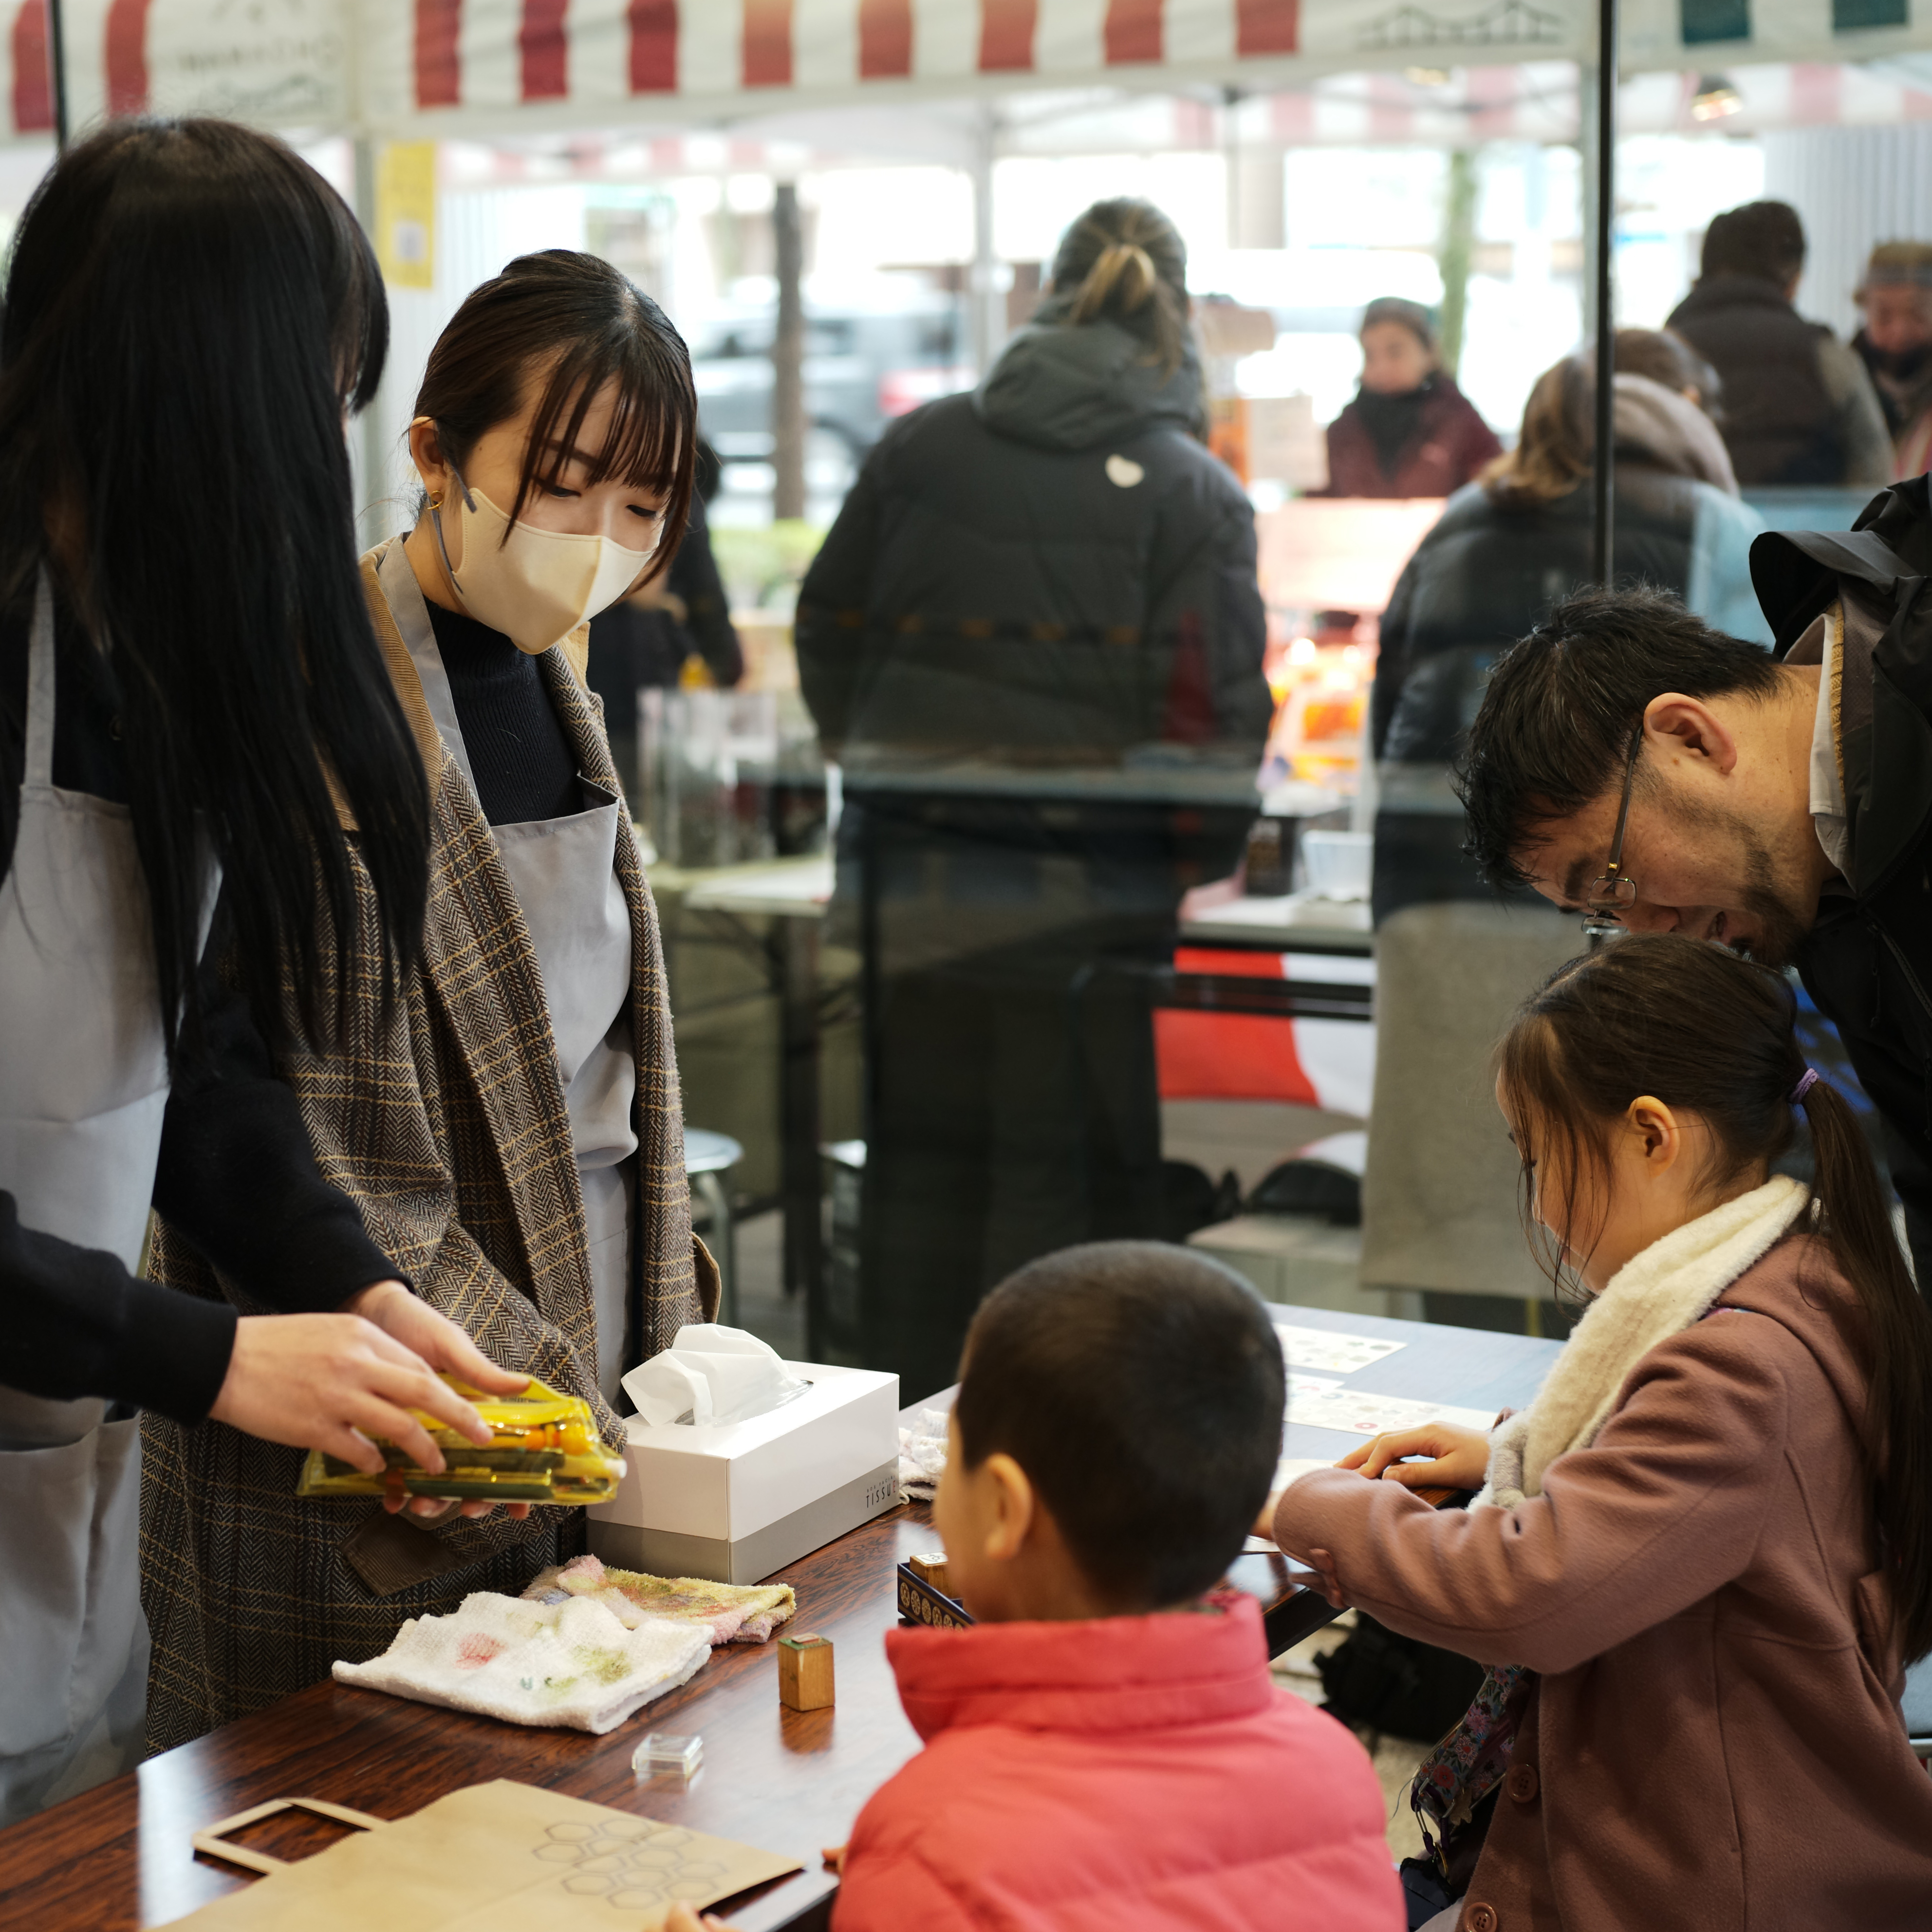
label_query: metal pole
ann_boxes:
[1590,0,1617,585]
[968,103,1004,377]
[46,0,69,149]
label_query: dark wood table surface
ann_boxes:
[0,1306,1564,1931]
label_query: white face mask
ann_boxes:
[429,464,659,656]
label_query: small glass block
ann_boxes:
[632,1730,703,1779]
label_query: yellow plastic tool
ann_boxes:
[296,1375,627,1506]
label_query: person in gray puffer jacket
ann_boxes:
[795,198,1271,1395]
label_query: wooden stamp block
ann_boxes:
[778,1632,835,1711]
[907,1551,950,1597]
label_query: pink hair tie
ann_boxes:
[1790,1068,1820,1105]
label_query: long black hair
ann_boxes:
[0,118,429,1057]
[413,249,696,577]
[1497,934,1932,1663]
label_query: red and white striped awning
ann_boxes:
[2,0,1931,143]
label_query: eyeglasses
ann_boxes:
[1581,725,1644,940]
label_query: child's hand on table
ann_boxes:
[1339,1423,1490,1492]
[663,1907,728,1932]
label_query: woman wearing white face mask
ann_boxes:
[140,250,720,1748]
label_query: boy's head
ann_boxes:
[934,1242,1284,1622]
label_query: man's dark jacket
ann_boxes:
[1669,272,1845,484]
[794,301,1271,764]
[1757,477,1932,1281]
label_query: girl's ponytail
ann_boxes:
[1798,1073,1932,1662]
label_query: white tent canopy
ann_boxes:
[3,0,1931,144]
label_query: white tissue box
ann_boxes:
[586,1360,900,1584]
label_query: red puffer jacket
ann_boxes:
[833,1594,1404,1932]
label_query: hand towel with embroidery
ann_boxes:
[332,1590,710,1733]
[898,1405,948,1502]
[521,1553,796,1643]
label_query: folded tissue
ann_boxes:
[621,1323,808,1429]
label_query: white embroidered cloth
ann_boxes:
[333,1590,709,1733]
[898,1405,949,1502]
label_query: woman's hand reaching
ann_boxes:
[208,1282,535,1523]
[344,1281,535,1521]
[1337,1423,1491,1493]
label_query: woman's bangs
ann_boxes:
[528,336,686,497]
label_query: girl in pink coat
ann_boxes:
[1276,934,1932,1932]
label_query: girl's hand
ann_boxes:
[1337,1424,1491,1492]
[343,1282,535,1520]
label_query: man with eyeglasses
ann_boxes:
[1456,502,1932,1287]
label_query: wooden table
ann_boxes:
[0,1308,1563,1930]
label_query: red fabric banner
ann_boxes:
[1104,0,1162,64]
[1235,0,1297,56]
[628,0,677,92]
[520,0,569,99]
[104,0,151,114]
[858,0,912,78]
[415,0,463,109]
[10,0,46,131]
[743,0,794,88]
[1156,947,1317,1105]
[979,0,1037,72]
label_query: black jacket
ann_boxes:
[1667,273,1842,485]
[1756,478,1932,1282]
[795,304,1272,765]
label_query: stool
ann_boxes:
[683,1128,744,1326]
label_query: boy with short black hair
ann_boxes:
[834,1241,1402,1931]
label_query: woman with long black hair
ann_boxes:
[0,120,524,1821]
[142,250,719,1746]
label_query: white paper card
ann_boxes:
[1286,1372,1342,1399]
[1275,1323,1406,1375]
[1289,1388,1499,1438]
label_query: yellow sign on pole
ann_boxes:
[375,142,437,290]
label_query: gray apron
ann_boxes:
[0,578,215,1823]
[378,541,638,1403]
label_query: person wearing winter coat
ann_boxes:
[794,197,1272,1395]
[1273,935,1932,1932]
[1370,330,1767,924]
[1852,242,1932,481]
[1666,200,1892,488]
[843,1243,1401,1932]
[1323,297,1501,499]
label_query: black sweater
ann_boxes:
[0,601,394,1424]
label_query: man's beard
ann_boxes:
[1667,793,1814,969]
[1727,822,1810,969]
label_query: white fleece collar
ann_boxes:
[1480,1176,1810,1509]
